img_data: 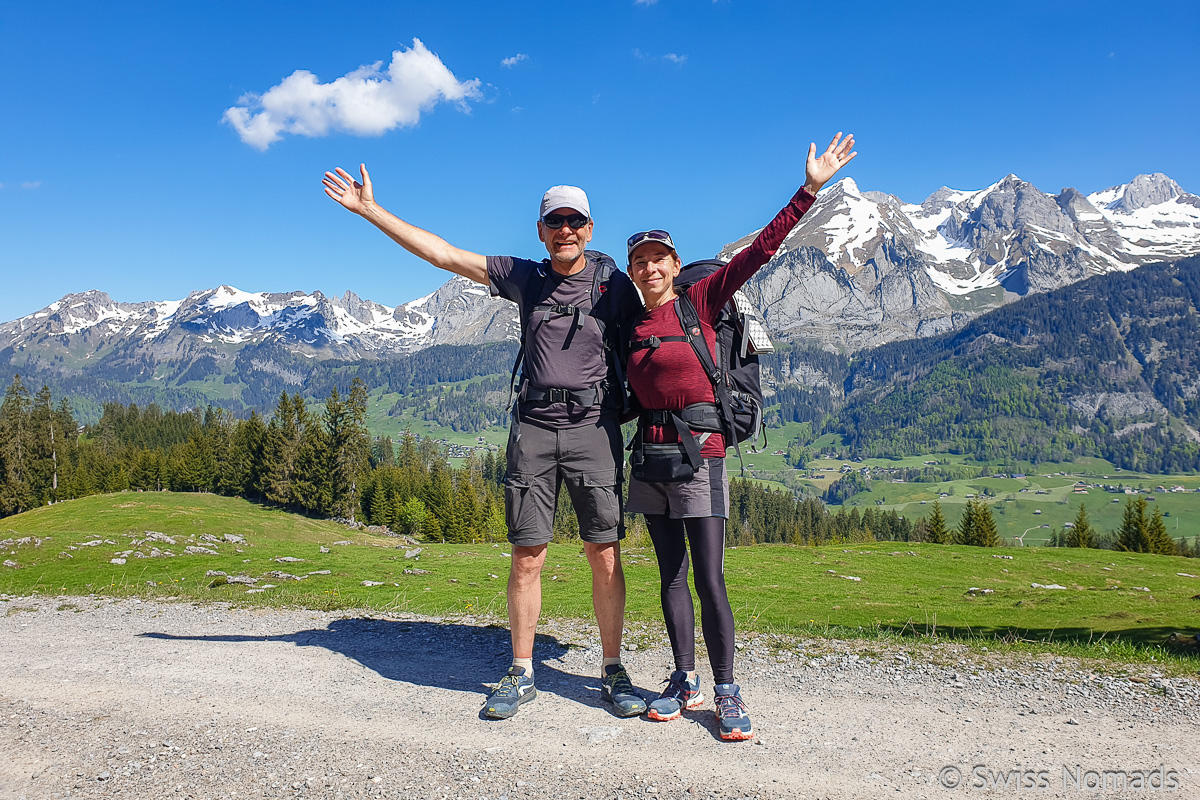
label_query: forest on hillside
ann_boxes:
[0,376,920,547]
[783,257,1200,471]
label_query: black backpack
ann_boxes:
[672,259,773,455]
[507,250,628,413]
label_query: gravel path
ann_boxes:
[1,596,1197,799]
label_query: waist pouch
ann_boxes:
[628,406,712,484]
[630,442,696,484]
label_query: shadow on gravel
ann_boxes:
[139,619,653,715]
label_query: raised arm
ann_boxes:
[323,164,489,286]
[693,132,858,318]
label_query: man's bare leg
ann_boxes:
[583,540,625,659]
[508,543,548,659]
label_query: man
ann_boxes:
[323,165,645,719]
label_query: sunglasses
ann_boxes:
[626,229,675,258]
[542,213,590,230]
[627,229,672,248]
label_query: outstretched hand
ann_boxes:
[804,132,857,195]
[323,164,375,215]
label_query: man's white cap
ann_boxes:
[539,185,590,220]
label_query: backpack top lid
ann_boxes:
[672,259,727,290]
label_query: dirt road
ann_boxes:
[1,597,1196,799]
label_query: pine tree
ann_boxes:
[0,375,34,514]
[1117,496,1151,553]
[230,412,267,497]
[1147,506,1176,556]
[173,434,215,492]
[26,385,60,504]
[422,459,454,539]
[263,393,301,506]
[129,448,161,491]
[371,436,395,468]
[925,500,949,544]
[292,402,331,515]
[1065,503,1097,548]
[973,501,1001,548]
[955,499,977,546]
[325,380,371,521]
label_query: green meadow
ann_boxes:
[790,451,1200,546]
[4,493,1199,669]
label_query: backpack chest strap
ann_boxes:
[531,302,585,329]
[630,335,690,351]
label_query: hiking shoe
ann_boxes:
[483,666,537,720]
[714,683,754,741]
[647,670,704,721]
[600,664,647,717]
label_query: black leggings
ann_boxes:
[645,515,735,685]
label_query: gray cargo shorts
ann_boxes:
[504,415,625,547]
[627,456,729,519]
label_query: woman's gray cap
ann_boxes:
[539,185,590,220]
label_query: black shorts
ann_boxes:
[503,416,625,547]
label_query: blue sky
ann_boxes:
[2,0,1198,322]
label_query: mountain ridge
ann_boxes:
[3,172,1198,408]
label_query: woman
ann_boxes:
[624,132,856,740]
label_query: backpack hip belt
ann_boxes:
[640,402,723,435]
[519,380,612,409]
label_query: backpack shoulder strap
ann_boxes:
[672,290,745,470]
[509,263,552,408]
[673,291,720,385]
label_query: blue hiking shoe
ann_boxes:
[483,666,537,720]
[601,664,647,717]
[647,670,704,721]
[714,683,754,741]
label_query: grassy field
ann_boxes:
[784,449,1200,546]
[4,493,1199,669]
[364,386,510,451]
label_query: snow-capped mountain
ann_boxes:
[3,173,1198,374]
[1,280,518,365]
[719,172,1200,350]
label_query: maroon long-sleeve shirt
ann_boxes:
[627,187,816,458]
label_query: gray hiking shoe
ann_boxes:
[601,664,646,717]
[647,670,703,721]
[714,683,754,741]
[484,666,537,720]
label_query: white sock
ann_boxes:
[602,656,621,677]
[512,657,533,678]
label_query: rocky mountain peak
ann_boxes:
[1103,173,1183,212]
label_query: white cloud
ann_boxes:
[635,0,658,5]
[21,181,42,189]
[223,38,482,150]
[633,49,687,65]
[501,53,528,68]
